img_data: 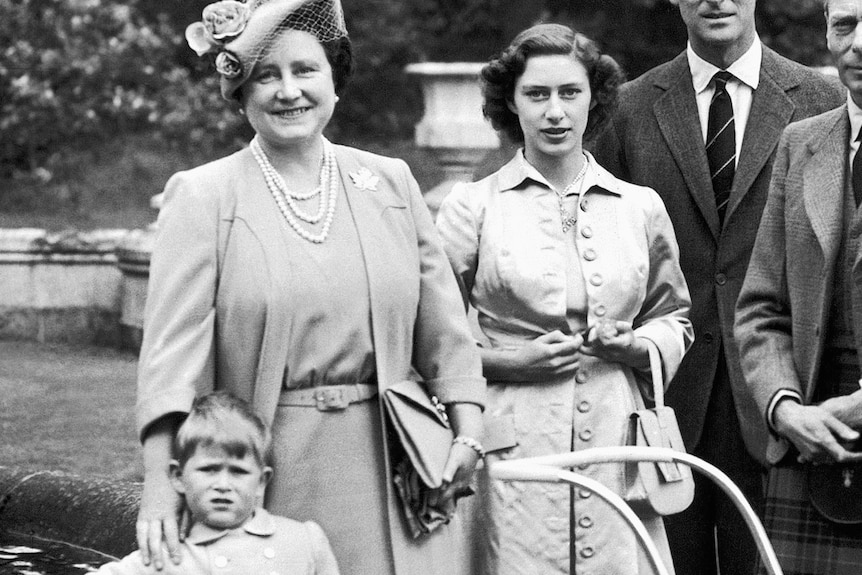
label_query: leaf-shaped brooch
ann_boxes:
[349,167,380,192]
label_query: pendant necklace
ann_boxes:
[553,153,589,233]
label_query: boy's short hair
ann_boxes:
[173,391,272,468]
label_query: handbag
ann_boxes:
[624,338,695,516]
[382,380,471,538]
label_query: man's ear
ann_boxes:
[169,459,186,494]
[260,466,273,487]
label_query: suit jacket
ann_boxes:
[136,144,485,574]
[592,46,845,465]
[735,105,857,465]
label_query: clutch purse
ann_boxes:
[624,339,695,516]
[383,380,470,538]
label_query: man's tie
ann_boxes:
[853,129,862,207]
[706,71,735,225]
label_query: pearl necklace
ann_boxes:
[553,153,589,233]
[250,137,338,244]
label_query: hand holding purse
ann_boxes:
[624,338,695,516]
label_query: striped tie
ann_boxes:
[706,71,735,224]
[853,129,862,207]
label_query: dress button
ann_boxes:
[575,371,587,384]
[590,273,603,286]
[580,199,589,212]
[581,226,593,238]
[578,401,591,413]
[214,556,228,568]
[264,547,276,559]
[579,516,594,528]
[579,429,593,441]
[715,273,727,286]
[579,488,592,499]
[595,305,606,317]
[578,463,590,470]
[580,546,595,559]
[584,248,597,261]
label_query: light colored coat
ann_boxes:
[136,144,485,575]
[437,152,693,574]
[735,105,856,465]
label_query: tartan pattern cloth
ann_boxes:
[758,463,862,575]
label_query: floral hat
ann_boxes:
[185,0,348,100]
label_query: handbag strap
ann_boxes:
[627,338,665,409]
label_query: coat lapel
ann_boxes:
[653,55,721,238]
[803,107,847,265]
[726,48,795,222]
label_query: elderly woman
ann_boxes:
[134,1,485,574]
[436,24,693,575]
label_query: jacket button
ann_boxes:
[579,488,592,499]
[579,515,594,528]
[703,332,714,343]
[214,556,229,568]
[590,273,603,286]
[575,371,587,384]
[715,273,727,286]
[579,429,593,441]
[578,401,591,413]
[584,248,597,261]
[580,546,595,558]
[595,305,606,317]
[264,547,276,559]
[580,199,589,212]
[581,226,593,238]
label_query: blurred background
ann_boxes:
[0,0,833,231]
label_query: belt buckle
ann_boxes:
[315,388,349,411]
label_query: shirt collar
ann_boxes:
[185,508,276,545]
[687,36,762,94]
[848,92,862,143]
[496,149,621,197]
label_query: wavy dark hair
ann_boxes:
[481,23,625,144]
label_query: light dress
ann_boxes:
[436,150,692,574]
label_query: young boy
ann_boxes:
[96,392,340,574]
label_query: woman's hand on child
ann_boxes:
[137,471,184,570]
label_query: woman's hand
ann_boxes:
[579,320,649,370]
[137,471,184,570]
[428,402,483,511]
[483,330,583,382]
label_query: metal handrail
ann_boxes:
[489,446,782,575]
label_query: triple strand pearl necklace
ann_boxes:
[553,153,589,234]
[250,137,338,244]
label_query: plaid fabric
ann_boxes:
[758,463,862,575]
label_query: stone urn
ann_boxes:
[405,62,500,216]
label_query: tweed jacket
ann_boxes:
[94,510,339,575]
[136,144,485,574]
[734,105,858,465]
[592,46,845,465]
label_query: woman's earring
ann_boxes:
[238,107,246,116]
[334,95,340,104]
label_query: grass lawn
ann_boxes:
[0,340,142,481]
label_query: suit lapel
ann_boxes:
[726,49,795,222]
[804,107,847,266]
[653,55,721,238]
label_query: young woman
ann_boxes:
[135,1,485,573]
[436,24,693,575]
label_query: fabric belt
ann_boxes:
[279,384,378,411]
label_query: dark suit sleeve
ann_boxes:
[590,116,630,182]
[734,130,800,462]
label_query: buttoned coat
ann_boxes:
[94,510,339,575]
[591,46,845,464]
[735,105,856,465]
[136,144,485,575]
[436,153,693,574]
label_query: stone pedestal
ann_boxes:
[405,62,500,217]
[115,227,155,351]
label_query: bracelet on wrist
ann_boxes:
[453,435,485,458]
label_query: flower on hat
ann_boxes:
[185,0,250,57]
[215,51,243,79]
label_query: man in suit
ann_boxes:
[734,1,862,572]
[591,1,844,573]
